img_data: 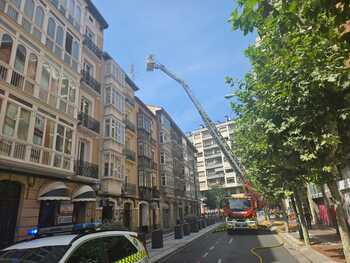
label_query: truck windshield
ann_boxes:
[228,199,251,211]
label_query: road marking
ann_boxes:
[228,238,233,244]
[209,246,215,250]
[217,259,222,263]
[203,252,209,258]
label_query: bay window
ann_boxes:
[104,151,123,178]
[104,117,124,144]
[14,45,26,73]
[3,102,31,141]
[55,124,72,155]
[33,6,44,41]
[26,53,38,81]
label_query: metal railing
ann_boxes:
[0,63,8,81]
[83,35,103,59]
[81,70,101,94]
[139,186,152,200]
[122,183,137,196]
[74,160,99,179]
[124,118,136,133]
[78,112,100,134]
[123,148,136,162]
[0,135,72,171]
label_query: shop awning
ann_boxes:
[38,182,70,201]
[72,185,96,202]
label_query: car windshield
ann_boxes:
[0,245,69,263]
[228,199,251,211]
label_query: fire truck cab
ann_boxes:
[223,193,258,233]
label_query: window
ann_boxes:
[0,34,13,64]
[65,32,73,54]
[17,108,31,141]
[11,0,21,8]
[33,6,44,40]
[23,0,34,19]
[27,53,38,80]
[104,118,125,144]
[86,27,95,42]
[66,238,105,263]
[75,5,81,26]
[3,103,18,137]
[47,18,56,39]
[39,63,50,102]
[14,45,26,73]
[33,115,44,145]
[80,97,91,115]
[72,40,79,60]
[104,152,123,178]
[227,178,236,184]
[55,124,72,155]
[161,173,166,186]
[160,132,164,143]
[105,87,125,113]
[56,26,64,46]
[160,152,165,164]
[103,236,137,262]
[138,113,151,133]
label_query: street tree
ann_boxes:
[229,0,350,260]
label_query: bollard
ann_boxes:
[174,224,183,239]
[152,229,163,249]
[183,222,191,236]
[190,222,199,233]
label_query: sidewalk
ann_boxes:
[272,221,345,263]
[147,222,222,263]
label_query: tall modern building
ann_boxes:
[147,105,200,230]
[187,120,243,195]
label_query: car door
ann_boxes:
[102,235,147,263]
[64,237,107,263]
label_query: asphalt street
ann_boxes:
[161,229,298,263]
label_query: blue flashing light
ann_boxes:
[73,222,101,231]
[27,227,38,236]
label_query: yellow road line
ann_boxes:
[250,242,284,263]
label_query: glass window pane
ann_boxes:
[47,18,56,39]
[0,34,13,64]
[56,26,64,46]
[34,6,44,28]
[44,119,55,149]
[27,53,38,80]
[39,63,50,102]
[55,124,64,152]
[3,103,18,137]
[24,0,34,19]
[64,128,72,154]
[49,68,59,108]
[72,41,79,59]
[33,115,45,145]
[65,32,73,54]
[10,0,21,9]
[66,238,104,263]
[17,108,31,141]
[104,236,137,262]
[14,45,26,73]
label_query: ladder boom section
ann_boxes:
[157,64,246,184]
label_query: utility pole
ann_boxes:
[146,55,247,186]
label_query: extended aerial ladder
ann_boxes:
[146,55,250,189]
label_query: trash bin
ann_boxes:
[152,229,163,249]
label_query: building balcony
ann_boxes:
[0,135,73,172]
[124,118,136,133]
[152,187,160,199]
[81,70,101,94]
[122,183,137,196]
[139,186,152,201]
[83,35,103,59]
[78,112,100,134]
[123,148,136,162]
[74,160,99,179]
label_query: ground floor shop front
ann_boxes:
[0,171,99,249]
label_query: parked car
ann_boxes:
[0,224,150,263]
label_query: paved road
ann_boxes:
[161,229,298,263]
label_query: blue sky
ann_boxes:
[93,0,256,133]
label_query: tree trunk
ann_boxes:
[280,199,289,233]
[294,191,311,246]
[327,179,350,263]
[306,184,318,225]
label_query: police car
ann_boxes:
[0,224,150,263]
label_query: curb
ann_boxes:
[150,222,223,263]
[273,228,338,263]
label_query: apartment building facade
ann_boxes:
[147,105,200,230]
[135,97,160,232]
[187,120,243,196]
[0,0,107,248]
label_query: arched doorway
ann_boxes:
[0,181,21,248]
[123,203,132,230]
[139,203,149,233]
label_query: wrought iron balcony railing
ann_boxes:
[78,112,100,134]
[83,35,103,59]
[81,70,101,94]
[74,160,99,179]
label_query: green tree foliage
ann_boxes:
[204,187,227,209]
[229,0,350,259]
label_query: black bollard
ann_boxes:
[152,229,163,249]
[174,224,183,239]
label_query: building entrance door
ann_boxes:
[0,181,21,248]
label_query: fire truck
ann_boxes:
[223,193,258,232]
